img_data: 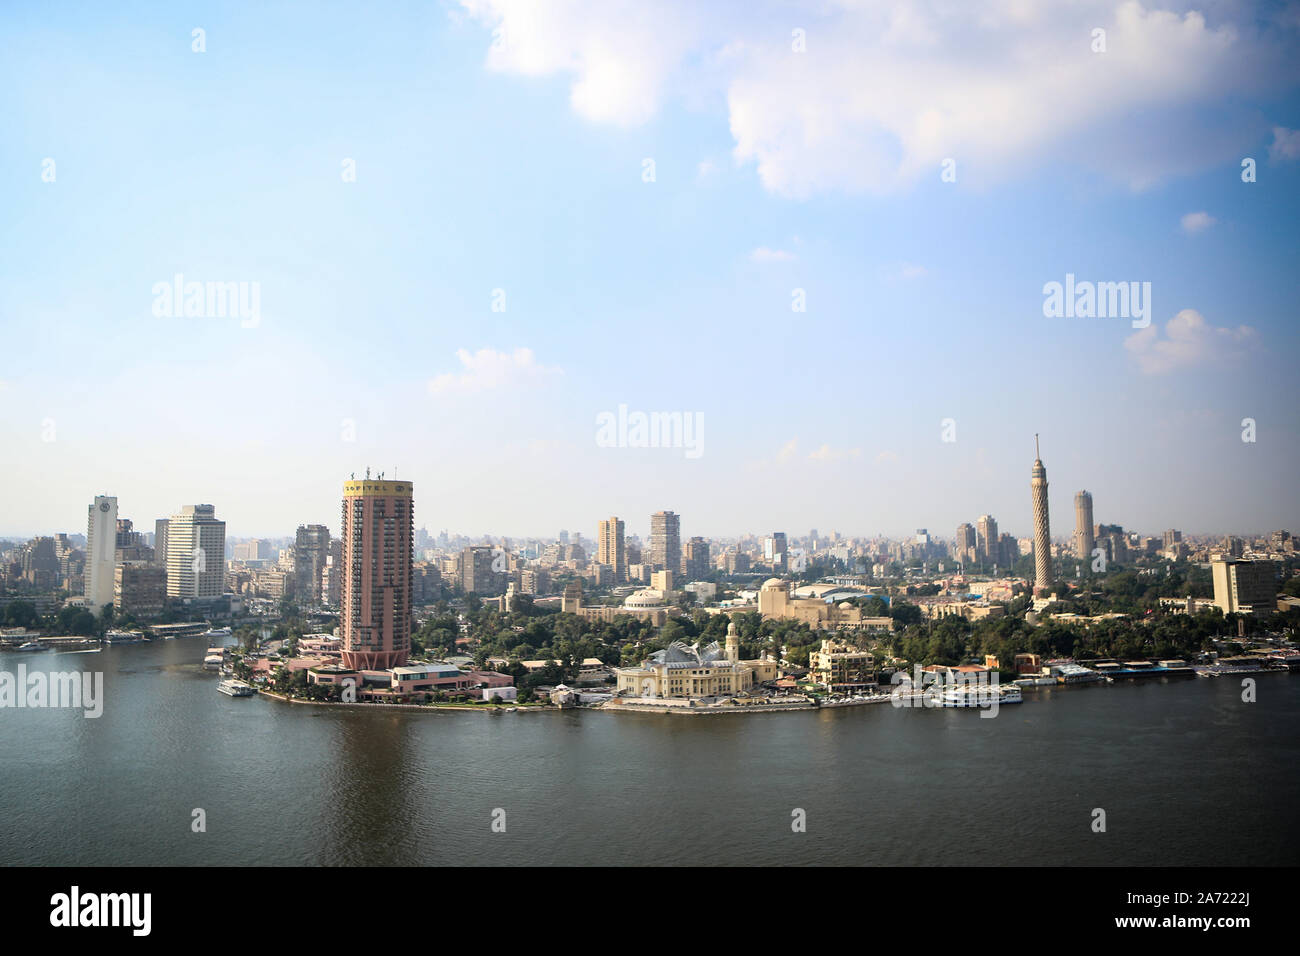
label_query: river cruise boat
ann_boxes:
[938,683,1023,707]
[216,679,255,697]
[103,630,144,644]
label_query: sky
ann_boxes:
[1,0,1298,544]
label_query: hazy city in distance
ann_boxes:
[2,0,1299,899]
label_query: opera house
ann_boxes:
[614,621,778,699]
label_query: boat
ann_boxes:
[202,627,232,639]
[938,682,1022,707]
[103,630,144,644]
[216,679,255,697]
[16,641,47,652]
[1052,663,1102,684]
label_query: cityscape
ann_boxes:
[2,444,1297,717]
[1,0,1298,917]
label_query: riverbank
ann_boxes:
[600,697,818,715]
[256,690,557,714]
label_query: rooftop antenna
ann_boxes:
[1035,434,1040,460]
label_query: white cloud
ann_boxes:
[427,347,562,394]
[1180,211,1216,234]
[750,246,797,262]
[775,438,799,463]
[458,1,1292,196]
[874,450,901,465]
[1269,126,1300,162]
[1124,309,1257,374]
[808,443,863,462]
[459,0,703,127]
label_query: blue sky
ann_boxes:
[2,0,1298,542]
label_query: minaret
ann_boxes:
[1031,435,1053,596]
[725,620,739,664]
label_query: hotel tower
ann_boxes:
[597,516,626,582]
[340,472,413,670]
[85,495,118,611]
[1031,437,1054,595]
[1074,490,1095,562]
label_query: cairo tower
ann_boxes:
[1031,436,1054,596]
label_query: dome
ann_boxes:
[625,589,667,608]
[762,578,785,589]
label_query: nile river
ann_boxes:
[1,639,1297,866]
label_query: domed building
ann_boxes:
[614,621,778,699]
[758,578,892,634]
[624,588,668,609]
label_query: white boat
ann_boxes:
[103,630,144,644]
[216,679,255,697]
[202,627,232,639]
[939,683,1023,707]
[16,641,47,652]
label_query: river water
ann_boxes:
[1,639,1296,866]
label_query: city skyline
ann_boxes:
[1,2,1298,539]
[2,447,1293,548]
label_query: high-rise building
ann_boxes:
[650,510,681,574]
[763,532,788,573]
[1162,529,1183,552]
[597,516,626,582]
[165,505,227,599]
[461,545,502,596]
[1074,491,1095,561]
[1030,437,1053,595]
[976,515,998,564]
[153,518,169,569]
[115,564,167,618]
[683,536,710,580]
[1210,557,1277,616]
[954,523,976,565]
[998,533,1020,568]
[85,495,118,611]
[340,475,414,670]
[294,524,331,605]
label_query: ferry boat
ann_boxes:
[1052,663,1102,684]
[203,647,228,670]
[938,683,1023,707]
[103,630,144,644]
[202,627,232,640]
[15,640,48,652]
[216,679,255,697]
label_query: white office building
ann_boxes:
[165,505,227,599]
[85,495,118,611]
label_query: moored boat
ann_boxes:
[938,683,1023,707]
[216,678,255,697]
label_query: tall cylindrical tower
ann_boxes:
[1031,437,1053,596]
[1074,491,1095,562]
